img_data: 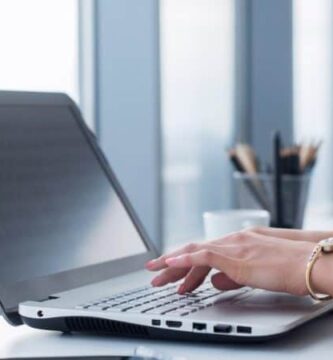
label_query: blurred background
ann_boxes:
[0,0,332,250]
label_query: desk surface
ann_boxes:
[1,313,333,360]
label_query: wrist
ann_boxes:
[311,252,333,297]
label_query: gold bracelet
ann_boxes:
[305,239,333,301]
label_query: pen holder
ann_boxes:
[233,172,311,229]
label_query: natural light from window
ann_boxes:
[0,0,79,103]
[293,0,333,226]
[160,0,235,246]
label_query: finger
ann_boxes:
[165,250,243,286]
[211,272,242,291]
[166,250,234,272]
[151,267,190,287]
[146,243,202,271]
[178,266,211,294]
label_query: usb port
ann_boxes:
[213,324,232,334]
[152,319,161,326]
[237,326,252,334]
[166,320,182,328]
[193,323,206,331]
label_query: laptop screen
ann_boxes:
[0,105,148,287]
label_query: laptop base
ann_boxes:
[21,315,289,344]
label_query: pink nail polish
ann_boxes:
[151,277,161,286]
[146,259,157,268]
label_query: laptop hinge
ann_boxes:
[1,306,23,326]
[36,295,59,303]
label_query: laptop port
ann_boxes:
[193,323,206,331]
[152,319,161,326]
[166,320,182,328]
[213,324,232,333]
[237,326,252,334]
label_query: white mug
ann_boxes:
[203,209,270,240]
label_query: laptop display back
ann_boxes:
[0,92,157,325]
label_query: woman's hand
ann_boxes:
[146,229,316,296]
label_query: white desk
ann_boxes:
[1,313,333,360]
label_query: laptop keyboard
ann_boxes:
[75,282,224,317]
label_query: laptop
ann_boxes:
[0,91,332,343]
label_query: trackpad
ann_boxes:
[234,289,318,309]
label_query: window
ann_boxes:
[160,0,235,246]
[293,0,333,226]
[0,0,79,103]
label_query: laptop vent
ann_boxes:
[64,317,149,337]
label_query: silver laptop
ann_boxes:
[0,91,332,342]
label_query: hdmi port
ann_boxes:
[166,320,182,328]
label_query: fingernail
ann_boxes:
[151,276,161,287]
[146,259,159,268]
[145,261,154,268]
[178,283,186,294]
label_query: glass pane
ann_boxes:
[0,0,78,103]
[160,0,235,246]
[293,0,333,223]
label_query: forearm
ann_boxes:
[312,253,333,297]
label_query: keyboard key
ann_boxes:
[86,306,106,311]
[146,309,166,315]
[121,306,134,312]
[124,307,145,313]
[141,307,156,313]
[106,308,125,313]
[182,307,198,313]
[180,311,190,316]
[160,307,178,315]
[163,310,186,316]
